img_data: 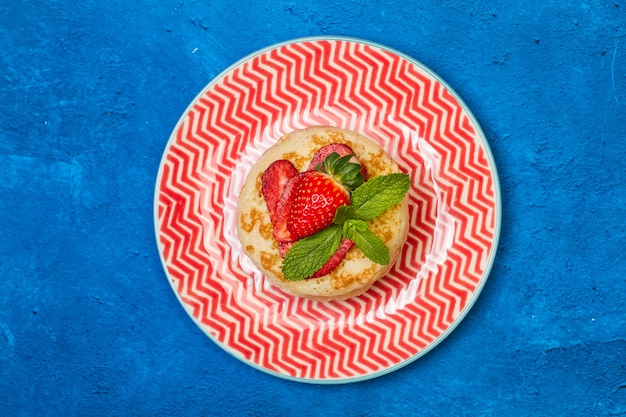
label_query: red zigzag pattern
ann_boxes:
[155,38,499,382]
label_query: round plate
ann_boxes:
[154,36,500,383]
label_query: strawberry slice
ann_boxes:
[261,160,298,242]
[273,175,299,243]
[310,238,354,278]
[307,143,368,179]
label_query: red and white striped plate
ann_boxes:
[154,37,500,383]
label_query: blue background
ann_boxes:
[1,1,625,416]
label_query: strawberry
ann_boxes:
[273,174,300,243]
[310,238,354,278]
[286,152,365,240]
[286,171,349,239]
[262,160,299,243]
[262,160,298,225]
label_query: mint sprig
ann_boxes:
[342,219,390,265]
[281,173,410,281]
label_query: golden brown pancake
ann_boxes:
[237,126,409,301]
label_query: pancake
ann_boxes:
[237,126,410,301]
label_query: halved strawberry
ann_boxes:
[286,152,364,240]
[286,171,349,239]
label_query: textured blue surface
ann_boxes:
[1,1,625,416]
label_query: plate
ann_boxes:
[154,36,500,383]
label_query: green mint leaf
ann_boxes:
[351,173,410,221]
[342,218,368,239]
[282,224,343,281]
[344,219,390,265]
[333,205,354,226]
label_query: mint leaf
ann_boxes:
[282,224,343,281]
[351,173,410,221]
[344,219,390,265]
[333,205,354,226]
[342,218,368,238]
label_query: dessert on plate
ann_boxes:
[237,126,410,301]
